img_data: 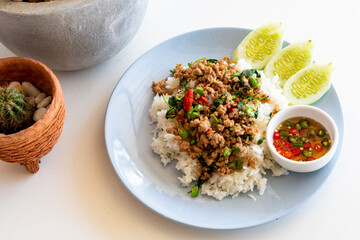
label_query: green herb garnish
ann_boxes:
[235,160,243,170]
[194,87,204,96]
[178,129,189,139]
[257,137,265,145]
[224,148,232,156]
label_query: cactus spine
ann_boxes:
[0,86,34,134]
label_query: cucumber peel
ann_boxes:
[283,63,334,105]
[264,40,315,87]
[232,22,284,69]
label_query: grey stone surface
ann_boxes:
[0,0,148,71]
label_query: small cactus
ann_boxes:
[0,86,34,134]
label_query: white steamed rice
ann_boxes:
[150,59,289,200]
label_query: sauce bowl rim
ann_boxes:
[266,105,339,172]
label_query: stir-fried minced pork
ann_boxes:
[152,57,271,187]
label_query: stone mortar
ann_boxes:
[0,0,148,71]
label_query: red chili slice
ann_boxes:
[227,107,234,113]
[289,127,298,135]
[183,89,194,111]
[307,157,316,161]
[201,96,209,104]
[314,143,323,152]
[196,96,209,104]
[276,147,284,155]
[273,132,281,139]
[176,116,185,124]
[283,150,293,159]
[291,148,301,156]
[284,141,292,149]
[299,129,307,135]
[273,139,283,147]
[303,142,312,149]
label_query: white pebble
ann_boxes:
[35,93,47,104]
[22,82,40,97]
[25,96,36,107]
[37,96,52,109]
[33,108,47,122]
[8,81,21,89]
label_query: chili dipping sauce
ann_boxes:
[272,117,331,161]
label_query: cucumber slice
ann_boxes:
[232,22,284,69]
[283,63,334,105]
[264,40,315,87]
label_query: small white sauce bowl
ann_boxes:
[266,105,339,173]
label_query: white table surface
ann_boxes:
[0,0,358,239]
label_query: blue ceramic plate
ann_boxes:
[104,28,344,229]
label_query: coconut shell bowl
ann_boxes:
[0,57,65,173]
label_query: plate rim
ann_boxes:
[104,27,344,230]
